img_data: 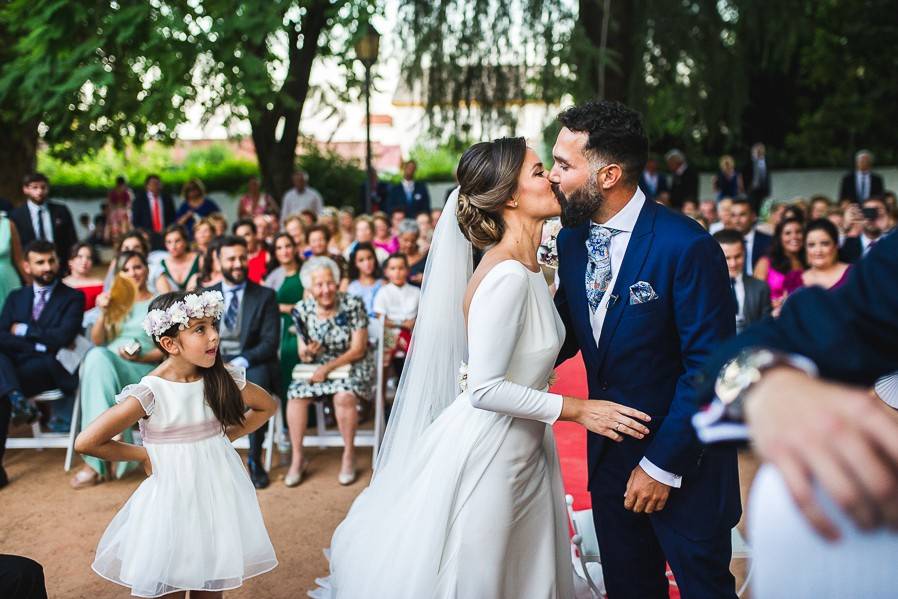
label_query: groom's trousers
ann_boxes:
[590,460,737,599]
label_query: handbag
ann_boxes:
[292,363,351,381]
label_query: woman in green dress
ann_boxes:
[70,251,162,489]
[263,232,304,396]
[0,212,24,306]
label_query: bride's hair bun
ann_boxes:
[455,137,527,250]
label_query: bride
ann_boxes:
[310,137,651,598]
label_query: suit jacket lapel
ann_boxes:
[239,283,257,349]
[594,200,657,371]
[36,284,63,324]
[742,276,756,320]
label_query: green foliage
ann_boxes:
[295,142,366,212]
[405,145,462,183]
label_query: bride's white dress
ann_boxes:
[312,260,574,598]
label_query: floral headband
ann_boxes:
[144,290,225,340]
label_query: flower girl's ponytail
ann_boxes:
[148,292,245,431]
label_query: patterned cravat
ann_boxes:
[585,224,622,312]
[224,286,243,330]
[32,287,48,321]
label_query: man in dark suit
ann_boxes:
[387,160,431,217]
[131,174,176,251]
[638,158,668,203]
[0,240,84,488]
[551,101,740,599]
[664,149,699,211]
[839,150,884,203]
[714,229,772,334]
[742,142,771,214]
[10,173,78,269]
[207,236,280,489]
[728,197,771,276]
[695,234,898,594]
[359,167,389,214]
[839,196,891,263]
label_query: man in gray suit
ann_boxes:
[714,229,772,334]
[207,236,280,489]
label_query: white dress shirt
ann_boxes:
[280,187,324,223]
[27,200,54,242]
[221,280,249,369]
[584,188,682,488]
[732,275,745,320]
[860,233,878,256]
[855,171,871,201]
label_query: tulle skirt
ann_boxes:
[310,393,573,598]
[92,435,278,597]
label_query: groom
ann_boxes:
[551,101,741,599]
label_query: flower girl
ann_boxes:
[75,290,278,598]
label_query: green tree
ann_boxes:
[0,0,377,203]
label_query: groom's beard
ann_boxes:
[553,180,604,228]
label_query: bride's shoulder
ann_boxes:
[464,259,532,312]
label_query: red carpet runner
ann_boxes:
[551,353,680,598]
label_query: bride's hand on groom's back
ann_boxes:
[560,397,651,442]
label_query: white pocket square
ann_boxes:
[629,281,659,305]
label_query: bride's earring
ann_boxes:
[511,199,519,208]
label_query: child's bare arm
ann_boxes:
[74,397,149,466]
[226,381,277,442]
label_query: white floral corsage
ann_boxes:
[143,290,225,340]
[458,362,469,392]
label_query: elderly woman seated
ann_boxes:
[285,256,373,488]
[70,251,163,488]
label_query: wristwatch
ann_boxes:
[714,347,818,421]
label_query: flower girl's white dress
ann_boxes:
[92,366,277,597]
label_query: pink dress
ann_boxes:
[373,236,399,254]
[766,267,804,301]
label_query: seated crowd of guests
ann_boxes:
[0,168,432,492]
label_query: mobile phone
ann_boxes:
[862,207,879,220]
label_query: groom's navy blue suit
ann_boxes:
[555,195,742,599]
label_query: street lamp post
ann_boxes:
[355,24,380,214]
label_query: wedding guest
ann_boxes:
[192,216,215,257]
[196,240,223,288]
[389,208,406,237]
[232,218,269,284]
[344,217,388,264]
[827,206,846,239]
[430,207,442,227]
[155,225,200,293]
[839,149,884,202]
[742,142,771,213]
[714,229,771,334]
[63,243,104,311]
[306,225,349,290]
[373,254,420,367]
[280,170,324,224]
[69,251,161,488]
[808,195,833,221]
[397,220,427,287]
[346,242,384,317]
[664,149,699,210]
[102,231,151,291]
[263,233,305,403]
[253,213,278,251]
[800,218,851,292]
[700,199,718,227]
[174,178,221,239]
[286,257,373,487]
[284,214,308,257]
[238,176,277,218]
[681,198,699,219]
[0,213,24,306]
[415,211,434,253]
[207,212,228,238]
[338,207,355,242]
[299,209,317,228]
[730,197,772,275]
[131,174,176,251]
[104,176,133,244]
[319,207,345,255]
[712,154,743,201]
[372,212,398,255]
[840,196,890,263]
[10,173,78,269]
[638,158,667,203]
[206,236,280,489]
[0,241,84,485]
[387,159,431,217]
[359,167,388,213]
[708,197,733,234]
[753,217,806,316]
[782,203,806,223]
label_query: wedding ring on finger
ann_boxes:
[615,422,622,432]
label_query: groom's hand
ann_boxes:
[624,465,671,514]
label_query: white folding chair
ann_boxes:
[300,314,387,466]
[231,405,277,471]
[565,494,605,598]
